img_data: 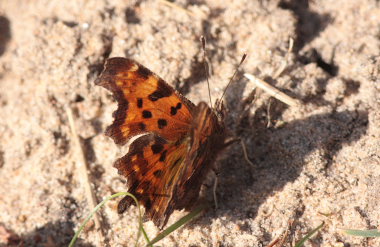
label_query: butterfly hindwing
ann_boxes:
[115,133,190,227]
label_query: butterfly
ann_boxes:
[95,57,230,228]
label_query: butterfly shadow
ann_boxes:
[0,15,11,57]
[278,0,333,53]
[183,80,368,230]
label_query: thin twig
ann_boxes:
[244,73,300,107]
[212,174,218,210]
[273,37,294,79]
[266,237,280,247]
[66,107,104,244]
[240,139,255,167]
[266,99,273,128]
[201,36,213,108]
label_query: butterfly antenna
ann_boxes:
[201,36,213,108]
[219,53,247,102]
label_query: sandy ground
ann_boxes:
[0,0,379,246]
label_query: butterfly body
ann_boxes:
[96,57,226,227]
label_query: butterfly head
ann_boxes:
[213,98,226,125]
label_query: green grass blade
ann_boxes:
[145,203,208,247]
[342,229,380,237]
[294,222,325,247]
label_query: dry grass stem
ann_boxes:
[244,73,300,107]
[66,107,104,245]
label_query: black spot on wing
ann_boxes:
[170,102,182,115]
[148,79,173,101]
[136,65,152,79]
[137,98,143,108]
[157,119,167,129]
[159,150,167,162]
[153,170,163,178]
[151,143,164,154]
[139,122,146,131]
[142,110,152,118]
[126,134,166,158]
[174,139,182,146]
[170,106,177,115]
[145,197,152,210]
[129,122,147,133]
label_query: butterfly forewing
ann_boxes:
[95,57,194,144]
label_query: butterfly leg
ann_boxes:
[239,139,255,167]
[222,137,240,149]
[211,168,219,210]
[223,137,254,167]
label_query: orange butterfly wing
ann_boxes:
[96,58,226,228]
[95,58,193,226]
[114,133,190,227]
[95,57,194,144]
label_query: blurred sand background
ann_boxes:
[0,0,379,246]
